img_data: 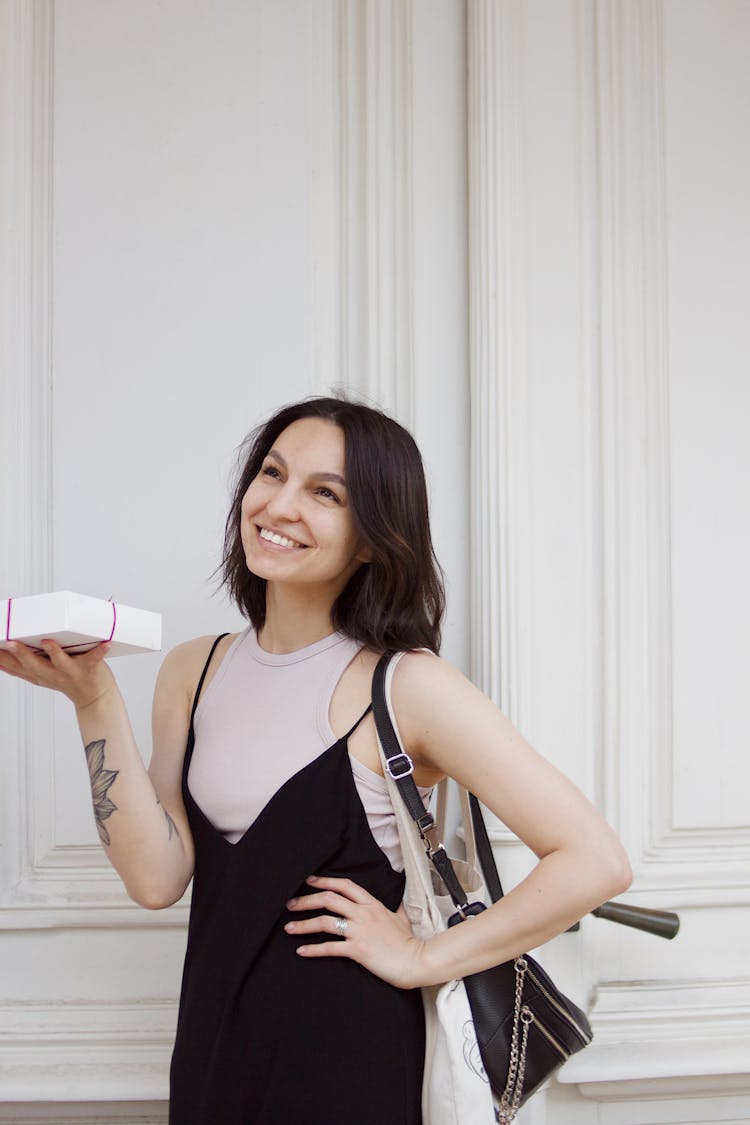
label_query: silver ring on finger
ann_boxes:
[334,916,349,938]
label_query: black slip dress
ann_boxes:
[169,635,425,1124]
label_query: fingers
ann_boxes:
[0,647,26,680]
[301,873,373,904]
[286,892,352,918]
[284,878,366,952]
[7,639,66,679]
[293,939,351,959]
[0,641,55,685]
[0,638,113,700]
[284,879,424,987]
[284,875,375,928]
[38,639,77,670]
[40,639,111,666]
[284,912,353,940]
[285,903,359,959]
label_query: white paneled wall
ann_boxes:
[0,0,468,1119]
[468,1,750,1122]
[1,1,748,1121]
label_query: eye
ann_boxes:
[261,464,282,480]
[315,486,341,504]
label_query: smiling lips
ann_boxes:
[258,526,307,550]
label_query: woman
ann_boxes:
[0,396,631,1123]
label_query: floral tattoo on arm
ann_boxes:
[156,795,179,841]
[83,740,179,846]
[84,739,119,846]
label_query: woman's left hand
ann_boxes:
[284,874,426,990]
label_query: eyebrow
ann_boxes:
[265,448,347,488]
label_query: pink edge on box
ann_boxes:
[107,600,117,643]
[4,597,118,650]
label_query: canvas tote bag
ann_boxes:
[374,651,499,1124]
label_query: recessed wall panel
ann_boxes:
[663,0,750,831]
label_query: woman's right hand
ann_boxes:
[0,638,115,711]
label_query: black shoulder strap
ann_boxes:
[372,652,504,918]
[189,633,230,729]
[343,701,373,741]
[469,792,504,902]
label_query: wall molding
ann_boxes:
[595,0,750,900]
[0,1000,173,1103]
[361,0,415,421]
[466,0,604,862]
[464,0,750,914]
[310,0,342,401]
[467,0,528,720]
[0,1106,167,1125]
[2,0,420,927]
[0,0,187,928]
[0,0,62,922]
[560,978,750,1099]
[312,0,415,423]
[596,0,671,867]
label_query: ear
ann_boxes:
[355,543,373,564]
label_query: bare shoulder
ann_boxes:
[339,647,464,712]
[157,633,237,689]
[153,633,239,723]
[390,649,477,712]
[389,649,509,775]
[149,633,239,783]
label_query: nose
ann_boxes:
[265,480,301,524]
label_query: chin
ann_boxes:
[243,551,268,580]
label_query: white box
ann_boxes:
[0,591,162,657]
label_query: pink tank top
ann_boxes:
[188,628,431,871]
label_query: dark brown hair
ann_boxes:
[220,395,445,653]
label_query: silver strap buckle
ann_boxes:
[386,752,414,779]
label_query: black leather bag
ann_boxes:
[372,653,592,1120]
[450,898,592,1112]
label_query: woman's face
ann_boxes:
[240,417,370,597]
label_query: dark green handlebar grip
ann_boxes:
[591,901,680,939]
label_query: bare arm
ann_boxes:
[388,652,633,983]
[286,650,632,988]
[0,636,219,909]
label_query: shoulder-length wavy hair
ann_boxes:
[220,395,445,653]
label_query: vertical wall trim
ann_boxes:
[314,0,415,424]
[362,0,415,423]
[0,0,184,924]
[310,0,341,400]
[576,0,606,814]
[596,0,672,860]
[467,0,526,718]
[0,0,55,910]
[595,0,748,899]
[467,0,528,847]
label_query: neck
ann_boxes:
[258,583,338,654]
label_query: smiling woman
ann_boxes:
[238,417,371,613]
[0,393,631,1125]
[222,397,445,653]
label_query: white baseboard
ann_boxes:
[0,1001,174,1104]
[560,978,750,1098]
[0,1103,167,1124]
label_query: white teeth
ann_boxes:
[259,527,302,549]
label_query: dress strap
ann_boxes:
[189,633,230,729]
[343,702,373,741]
